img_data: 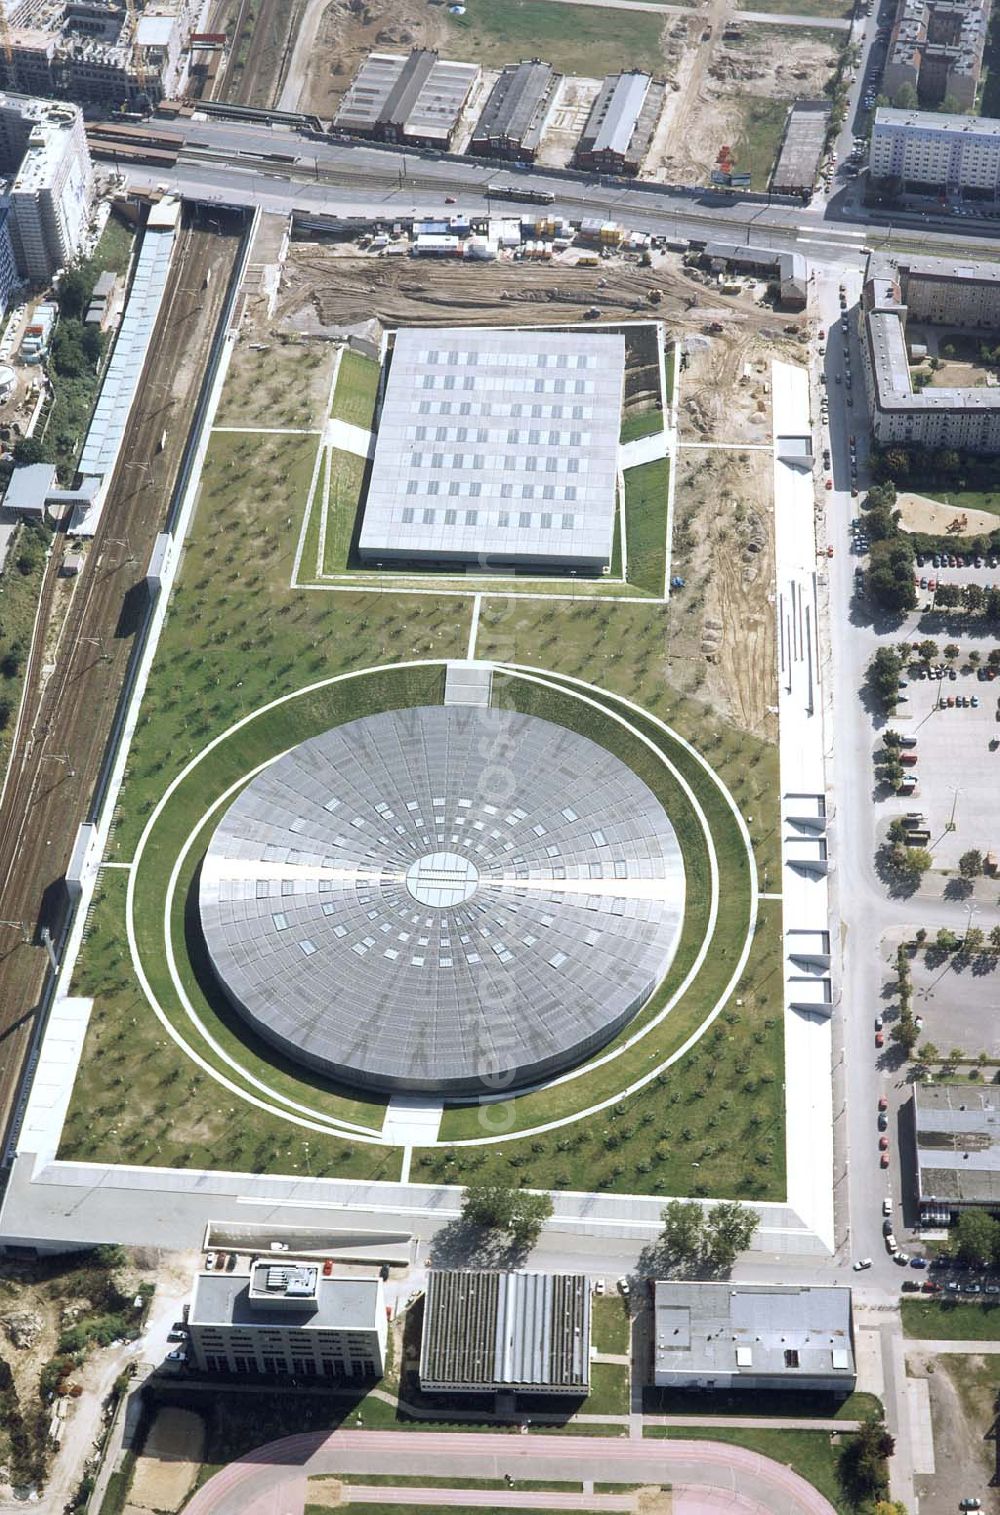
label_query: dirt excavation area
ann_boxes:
[656,26,842,188]
[908,1353,998,1515]
[276,242,807,342]
[295,0,454,121]
[126,1407,206,1514]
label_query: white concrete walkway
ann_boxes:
[620,429,670,469]
[324,417,373,457]
[771,359,835,1255]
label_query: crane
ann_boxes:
[124,0,148,101]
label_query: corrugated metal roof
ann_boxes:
[420,1270,590,1392]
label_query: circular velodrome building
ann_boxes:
[199,706,685,1098]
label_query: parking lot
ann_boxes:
[909,950,1000,1058]
[888,664,1000,869]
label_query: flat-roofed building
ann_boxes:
[653,1282,856,1394]
[574,70,665,176]
[870,107,1000,196]
[0,92,92,282]
[882,0,988,111]
[770,100,830,197]
[420,1271,591,1395]
[333,49,480,148]
[469,59,561,161]
[187,1260,387,1380]
[914,1084,1000,1218]
[359,326,625,572]
[859,249,1000,451]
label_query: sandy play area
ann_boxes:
[897,491,1000,538]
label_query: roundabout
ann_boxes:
[125,660,758,1152]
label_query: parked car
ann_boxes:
[910,1256,928,1268]
[879,1135,890,1151]
[895,1252,910,1266]
[853,1258,873,1270]
[959,1500,982,1510]
[885,1232,898,1251]
[882,1196,892,1215]
[879,1097,888,1112]
[875,1032,884,1049]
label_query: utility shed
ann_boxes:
[574,70,665,175]
[652,1282,856,1393]
[420,1271,591,1395]
[333,50,480,148]
[470,59,562,161]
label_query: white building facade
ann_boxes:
[0,92,92,282]
[187,1261,388,1381]
[870,107,1000,197]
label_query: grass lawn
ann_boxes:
[215,338,336,430]
[911,486,1000,516]
[624,457,668,595]
[936,1353,999,1487]
[443,0,667,77]
[331,350,380,430]
[620,410,665,446]
[586,1362,630,1416]
[643,1427,853,1513]
[731,98,795,191]
[0,522,47,791]
[318,447,367,574]
[591,1295,630,1356]
[748,0,852,15]
[900,1297,1000,1339]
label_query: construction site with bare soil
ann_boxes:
[277,0,846,192]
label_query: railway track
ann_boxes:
[0,207,244,1158]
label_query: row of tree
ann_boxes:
[458,1185,761,1272]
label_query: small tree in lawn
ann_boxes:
[936,928,959,952]
[917,1041,939,1066]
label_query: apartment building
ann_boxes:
[870,107,1000,196]
[0,0,193,107]
[882,0,988,109]
[859,249,1000,452]
[0,92,92,282]
[187,1260,388,1381]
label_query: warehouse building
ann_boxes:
[187,1260,388,1380]
[770,100,830,197]
[652,1282,856,1393]
[333,49,480,149]
[574,70,665,176]
[870,107,1000,198]
[914,1084,1000,1219]
[420,1271,591,1395]
[702,242,808,310]
[0,92,92,283]
[469,59,561,161]
[359,326,625,572]
[859,249,1000,452]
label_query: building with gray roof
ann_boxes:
[914,1084,1000,1214]
[187,1260,387,1379]
[420,1271,590,1395]
[469,59,561,161]
[881,0,987,112]
[859,249,1000,452]
[199,703,685,1098]
[333,49,480,148]
[770,101,830,197]
[359,327,624,572]
[574,70,665,176]
[652,1282,856,1393]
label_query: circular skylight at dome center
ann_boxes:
[406,851,480,907]
[199,703,687,1098]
